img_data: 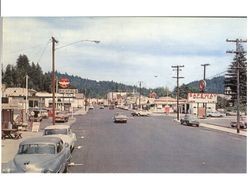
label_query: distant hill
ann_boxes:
[187,76,225,94]
[55,72,225,98]
[55,72,150,98]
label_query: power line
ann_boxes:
[5,44,47,54]
[36,40,51,63]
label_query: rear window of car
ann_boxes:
[44,129,68,135]
[18,144,55,154]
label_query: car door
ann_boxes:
[55,141,67,172]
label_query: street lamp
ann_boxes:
[51,37,100,125]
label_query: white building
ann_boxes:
[187,92,217,117]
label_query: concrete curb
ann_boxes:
[200,123,247,137]
[172,118,246,137]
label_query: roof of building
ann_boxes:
[4,87,37,97]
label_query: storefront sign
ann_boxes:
[188,93,217,103]
[58,88,78,94]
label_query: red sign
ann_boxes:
[59,77,70,88]
[199,80,206,92]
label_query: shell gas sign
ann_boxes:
[59,77,70,88]
[188,93,217,103]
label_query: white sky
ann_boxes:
[2,17,247,90]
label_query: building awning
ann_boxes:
[2,103,23,110]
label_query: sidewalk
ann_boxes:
[200,123,247,137]
[1,131,43,164]
[174,119,247,137]
[73,108,87,116]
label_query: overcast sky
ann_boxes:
[2,17,247,90]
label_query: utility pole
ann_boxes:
[139,81,142,110]
[51,36,58,125]
[226,38,247,133]
[201,63,210,82]
[201,63,210,117]
[85,88,87,111]
[172,65,184,120]
[25,74,29,122]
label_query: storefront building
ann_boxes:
[187,93,217,118]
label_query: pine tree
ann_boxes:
[15,54,31,87]
[224,44,247,107]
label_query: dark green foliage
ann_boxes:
[172,84,199,98]
[224,45,247,106]
[187,76,225,94]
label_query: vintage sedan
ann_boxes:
[3,136,71,173]
[207,111,226,117]
[43,125,77,152]
[131,110,150,116]
[55,111,69,123]
[230,116,247,129]
[113,113,128,123]
[180,114,200,127]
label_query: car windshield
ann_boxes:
[18,144,55,154]
[44,129,68,135]
[186,115,195,120]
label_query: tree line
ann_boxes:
[2,52,246,105]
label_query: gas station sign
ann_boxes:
[188,93,217,103]
[59,77,70,88]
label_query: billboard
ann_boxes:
[187,93,217,103]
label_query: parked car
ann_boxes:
[89,105,94,110]
[43,125,77,152]
[29,109,43,122]
[131,110,150,116]
[99,105,104,109]
[109,105,115,110]
[3,136,71,173]
[180,114,200,127]
[113,113,128,123]
[40,109,49,118]
[230,116,247,129]
[206,111,226,117]
[55,111,69,123]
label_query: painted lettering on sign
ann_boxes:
[188,93,217,103]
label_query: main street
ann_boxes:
[69,107,246,173]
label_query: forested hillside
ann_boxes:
[2,54,225,98]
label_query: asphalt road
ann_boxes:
[69,107,246,173]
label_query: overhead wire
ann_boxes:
[36,39,51,64]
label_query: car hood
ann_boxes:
[13,154,57,172]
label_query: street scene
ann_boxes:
[1,17,247,173]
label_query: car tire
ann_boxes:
[63,165,68,173]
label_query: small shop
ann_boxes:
[187,93,217,118]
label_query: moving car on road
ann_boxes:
[206,111,226,117]
[180,114,199,127]
[43,125,77,152]
[113,113,128,123]
[3,136,71,173]
[230,116,247,129]
[131,110,150,116]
